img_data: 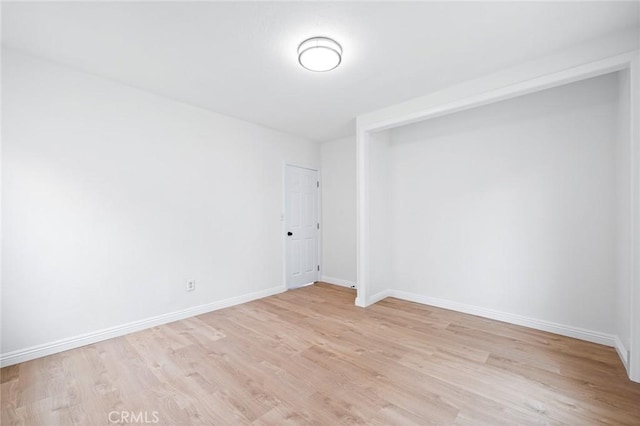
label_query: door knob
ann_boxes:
[287,232,293,236]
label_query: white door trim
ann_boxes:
[283,162,321,289]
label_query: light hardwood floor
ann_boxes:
[2,283,639,425]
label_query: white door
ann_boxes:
[285,165,319,289]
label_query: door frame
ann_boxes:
[282,162,322,290]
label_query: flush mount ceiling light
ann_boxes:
[297,37,342,72]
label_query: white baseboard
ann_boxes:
[615,336,629,371]
[0,285,286,367]
[375,289,617,348]
[368,289,392,306]
[320,276,356,289]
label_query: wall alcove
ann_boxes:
[356,53,640,382]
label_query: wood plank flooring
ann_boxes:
[2,283,639,425]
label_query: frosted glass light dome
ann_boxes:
[298,37,342,72]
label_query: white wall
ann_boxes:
[368,131,398,300]
[385,73,620,334]
[615,69,632,363]
[320,136,356,286]
[1,49,319,358]
[368,130,393,299]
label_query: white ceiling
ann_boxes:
[2,2,639,142]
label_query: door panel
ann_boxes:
[285,165,319,289]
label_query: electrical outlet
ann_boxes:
[187,280,196,292]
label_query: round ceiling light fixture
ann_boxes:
[297,37,342,72]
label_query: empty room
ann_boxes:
[2,1,640,425]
